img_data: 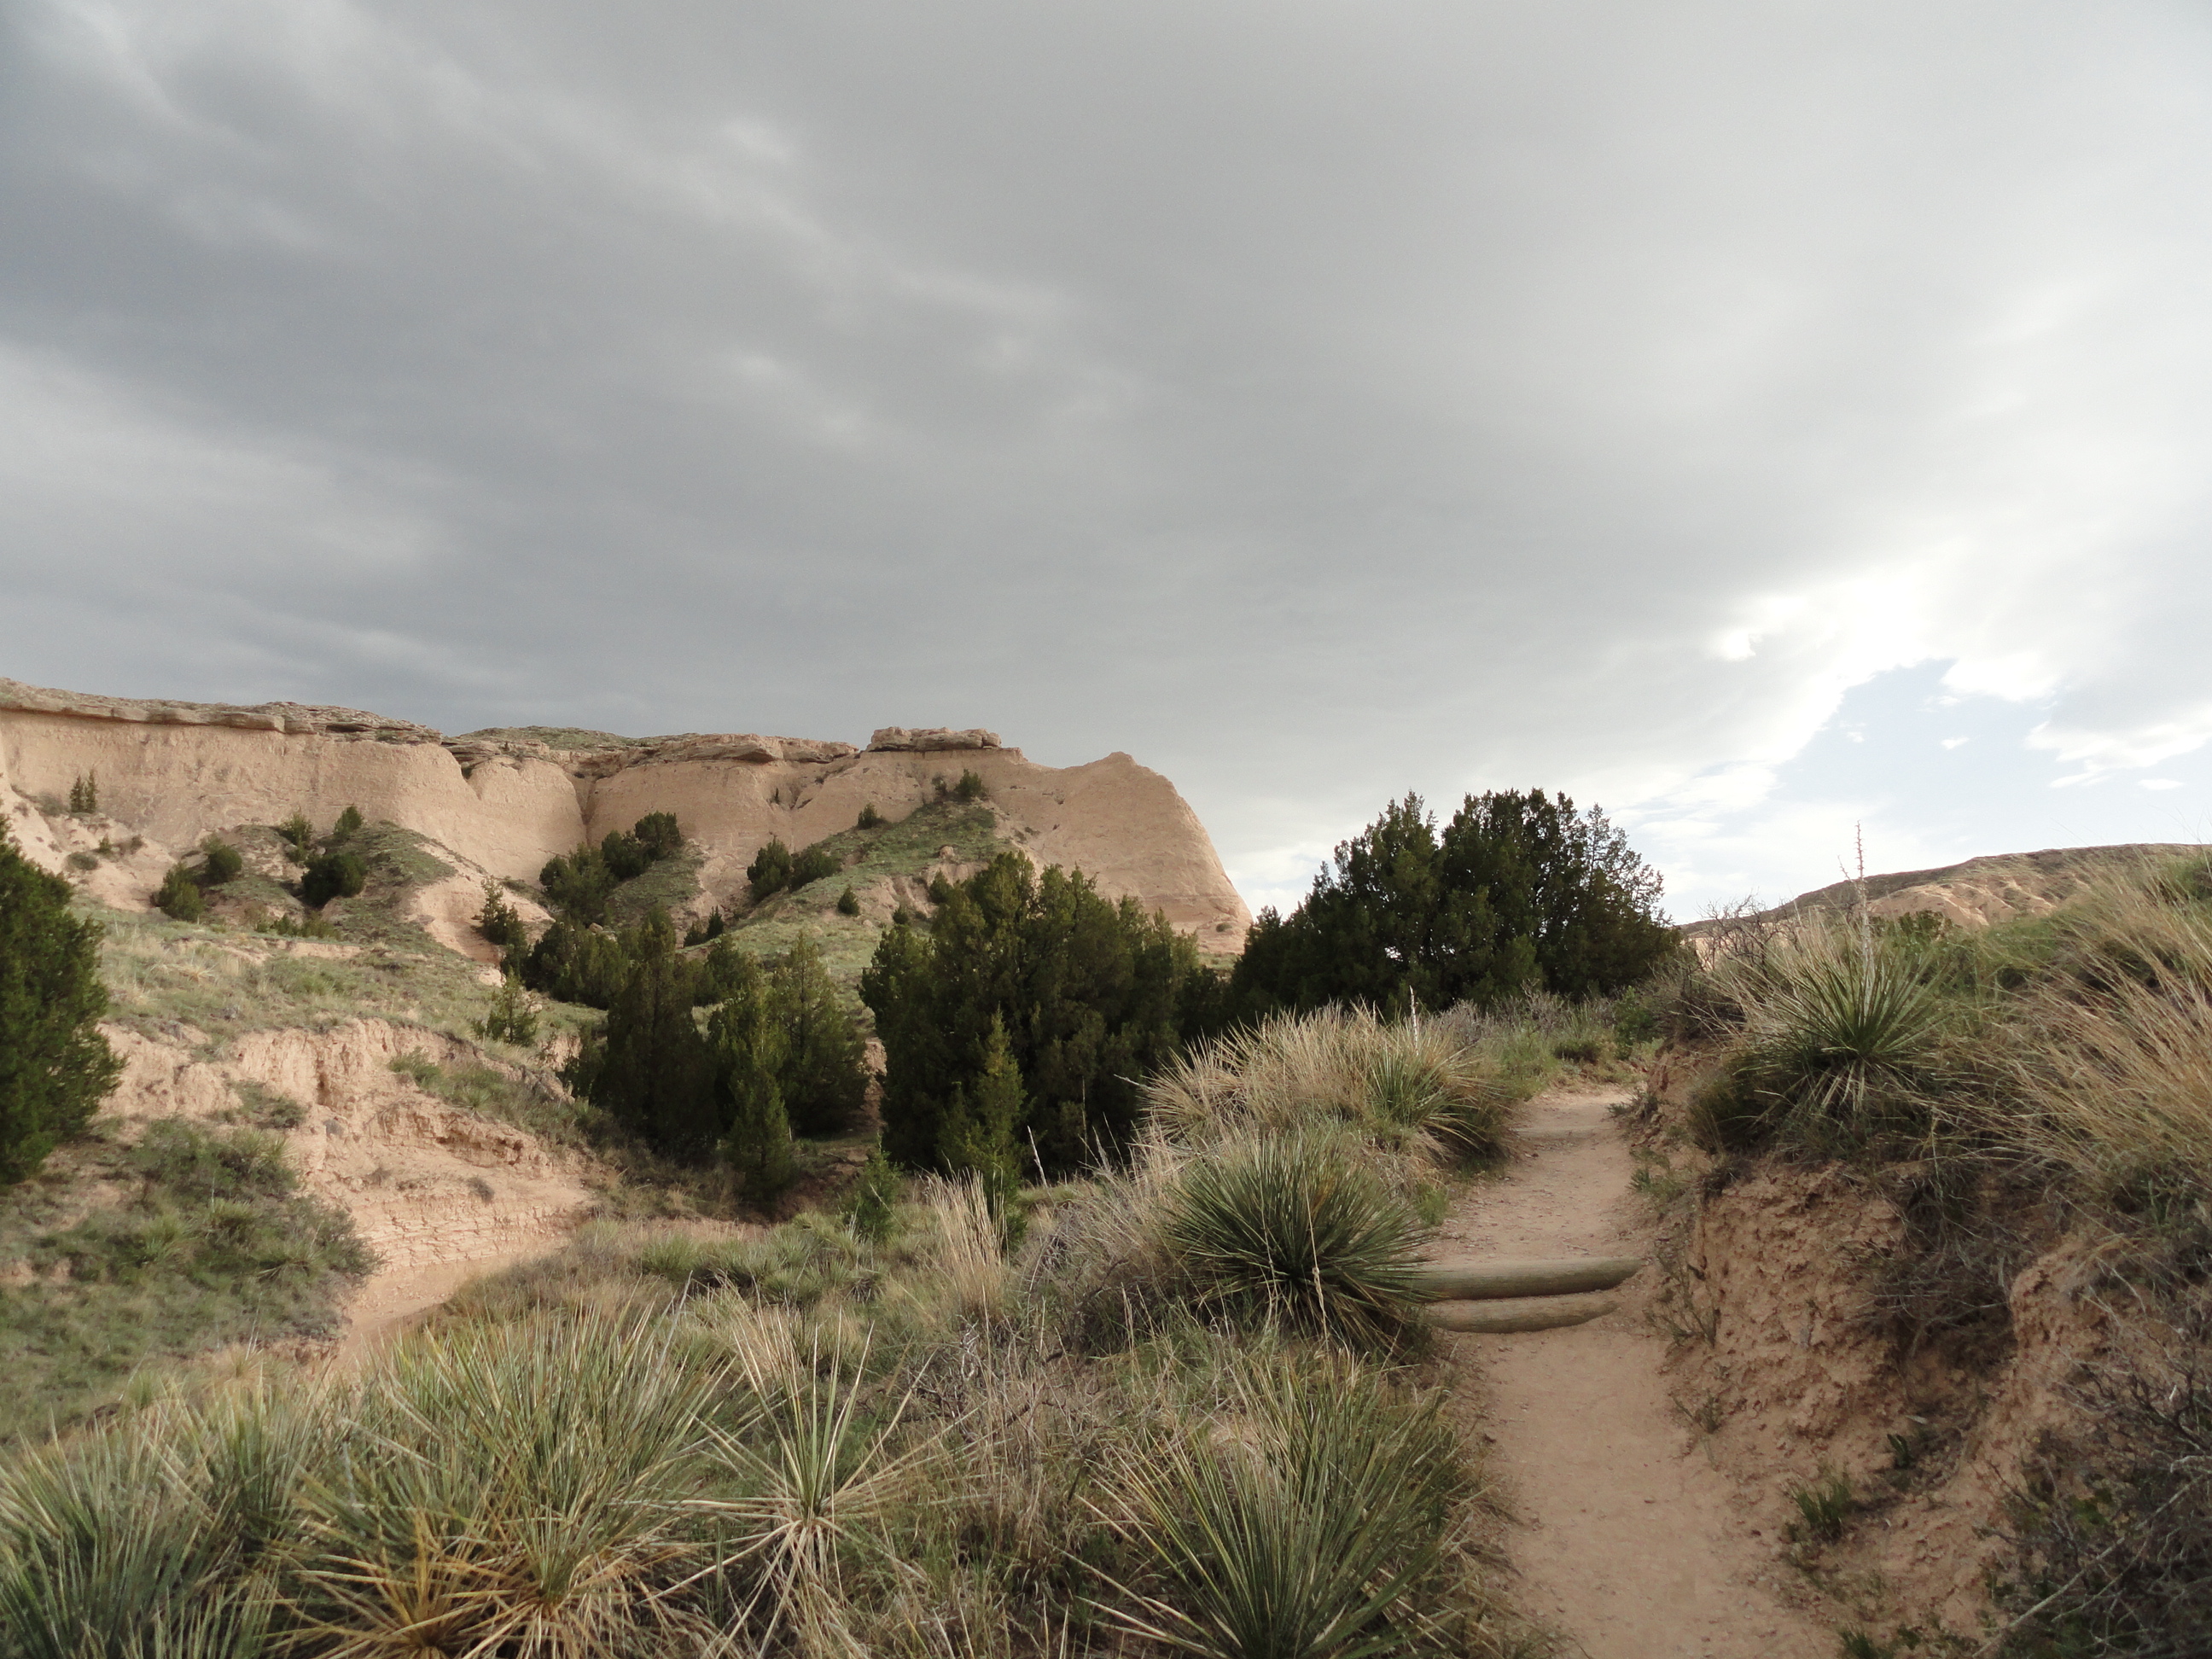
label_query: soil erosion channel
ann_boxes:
[1440,1088,1834,1659]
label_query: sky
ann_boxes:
[3,2,2209,921]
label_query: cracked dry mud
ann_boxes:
[1437,1089,1837,1659]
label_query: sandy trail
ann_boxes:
[337,1244,558,1355]
[1439,1088,1835,1659]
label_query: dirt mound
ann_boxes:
[3,675,1249,950]
[102,1019,593,1272]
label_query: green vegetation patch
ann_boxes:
[92,904,591,1051]
[0,1118,370,1439]
[605,846,704,931]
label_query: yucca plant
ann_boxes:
[1094,1356,1461,1659]
[1155,1135,1426,1347]
[0,1387,300,1659]
[1697,924,1948,1150]
[294,1312,718,1658]
[695,1334,941,1658]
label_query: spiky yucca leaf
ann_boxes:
[1096,1357,1460,1659]
[1156,1136,1425,1346]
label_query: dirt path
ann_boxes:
[1439,1087,1837,1659]
[337,1244,559,1355]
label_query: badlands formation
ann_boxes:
[0,676,1250,951]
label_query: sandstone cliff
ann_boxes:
[0,677,1249,950]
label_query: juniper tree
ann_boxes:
[0,824,121,1183]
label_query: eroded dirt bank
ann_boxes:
[1440,1090,1837,1658]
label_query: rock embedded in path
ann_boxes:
[1411,1255,1644,1301]
[1428,1293,1620,1333]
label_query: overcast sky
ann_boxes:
[5,2,2209,918]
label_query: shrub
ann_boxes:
[1231,789,1676,1018]
[588,912,713,1157]
[154,864,205,923]
[517,916,631,1009]
[1992,1336,2212,1655]
[330,804,364,841]
[632,811,683,861]
[474,975,541,1047]
[541,843,617,923]
[300,850,366,909]
[769,938,868,1136]
[0,825,121,1184]
[65,851,96,872]
[712,984,795,1197]
[954,769,987,802]
[197,837,243,886]
[276,811,313,864]
[66,772,97,815]
[789,845,839,888]
[1156,1134,1427,1346]
[835,886,860,917]
[862,853,1208,1174]
[927,872,954,906]
[601,828,653,882]
[841,1150,902,1243]
[856,804,883,830]
[748,838,793,901]
[474,879,530,955]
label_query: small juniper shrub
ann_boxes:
[474,880,530,955]
[788,844,839,888]
[857,803,883,830]
[300,851,366,909]
[66,773,97,815]
[276,811,314,864]
[746,838,793,901]
[954,768,987,802]
[474,976,541,1047]
[197,838,242,886]
[154,864,205,923]
[926,872,954,906]
[835,886,860,917]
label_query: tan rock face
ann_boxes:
[0,678,1250,951]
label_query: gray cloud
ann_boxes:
[5,1,2210,916]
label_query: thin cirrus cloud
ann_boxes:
[2,1,2209,919]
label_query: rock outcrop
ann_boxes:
[1,676,1250,950]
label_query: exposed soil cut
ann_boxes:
[1438,1089,1839,1658]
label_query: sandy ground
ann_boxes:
[337,1243,561,1355]
[1439,1089,1838,1659]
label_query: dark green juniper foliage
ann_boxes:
[835,886,861,917]
[66,773,97,815]
[1231,789,1675,1017]
[707,959,795,1198]
[862,852,1206,1173]
[517,916,630,1008]
[276,810,314,864]
[857,803,884,830]
[789,845,839,888]
[0,825,121,1184]
[541,815,686,923]
[746,838,793,901]
[329,805,365,843]
[197,838,243,886]
[300,851,367,909]
[474,880,530,956]
[154,864,206,923]
[954,768,987,802]
[766,937,866,1135]
[583,911,712,1157]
